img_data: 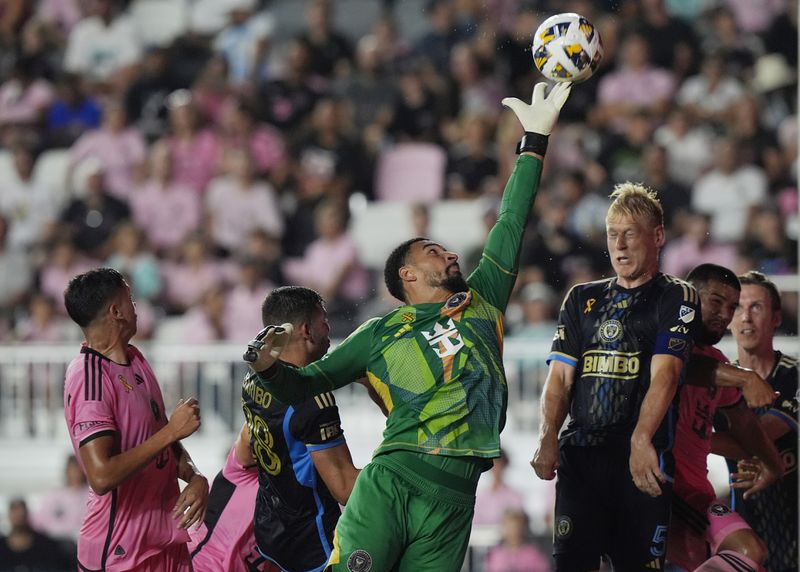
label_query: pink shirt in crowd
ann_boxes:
[188,447,269,572]
[283,235,370,302]
[205,177,284,252]
[673,344,742,513]
[162,260,226,311]
[32,485,89,541]
[40,258,97,312]
[168,130,220,194]
[485,544,551,572]
[473,483,525,527]
[225,127,286,175]
[224,282,274,342]
[70,127,147,200]
[64,345,189,571]
[0,79,54,125]
[598,67,675,131]
[131,180,202,252]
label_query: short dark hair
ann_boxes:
[64,268,126,328]
[261,286,325,327]
[384,237,426,303]
[738,271,781,312]
[686,263,741,292]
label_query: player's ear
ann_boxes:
[654,225,665,248]
[298,321,312,341]
[107,301,123,320]
[399,265,416,283]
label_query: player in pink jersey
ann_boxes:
[188,423,278,572]
[668,264,784,572]
[63,268,209,571]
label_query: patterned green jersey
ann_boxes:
[256,155,544,460]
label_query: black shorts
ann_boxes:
[553,443,673,572]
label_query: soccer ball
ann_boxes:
[532,13,603,83]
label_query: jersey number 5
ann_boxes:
[243,406,282,476]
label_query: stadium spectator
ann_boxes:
[297,0,354,79]
[662,212,738,279]
[106,222,162,302]
[0,498,73,571]
[124,47,181,142]
[676,51,745,123]
[36,0,84,39]
[224,256,275,342]
[130,140,202,254]
[173,284,228,343]
[445,42,504,121]
[59,158,131,256]
[594,32,676,132]
[473,448,524,527]
[511,282,559,341]
[31,454,88,543]
[415,0,471,75]
[205,147,284,255]
[640,144,691,230]
[63,0,142,94]
[691,136,768,243]
[639,0,698,73]
[212,0,273,88]
[218,98,286,179]
[162,233,226,313]
[652,106,715,188]
[0,143,59,251]
[741,206,798,275]
[0,214,33,316]
[388,61,441,143]
[485,509,551,572]
[0,56,54,145]
[69,100,147,200]
[39,235,96,313]
[46,72,102,147]
[445,113,499,199]
[165,89,221,195]
[14,291,74,342]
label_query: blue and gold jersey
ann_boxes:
[548,273,699,461]
[242,373,345,571]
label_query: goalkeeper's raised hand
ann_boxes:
[502,82,572,136]
[243,323,294,372]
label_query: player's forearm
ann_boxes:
[82,427,177,495]
[632,368,680,444]
[539,368,572,439]
[173,442,205,483]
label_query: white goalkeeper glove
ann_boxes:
[243,323,294,372]
[501,82,572,136]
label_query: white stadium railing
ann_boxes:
[0,337,796,440]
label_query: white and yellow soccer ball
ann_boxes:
[532,13,603,83]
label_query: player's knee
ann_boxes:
[718,530,768,565]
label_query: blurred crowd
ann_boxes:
[0,0,796,350]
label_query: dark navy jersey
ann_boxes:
[242,367,346,572]
[548,273,699,461]
[716,351,798,572]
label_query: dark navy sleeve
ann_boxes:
[654,279,699,361]
[289,392,346,452]
[547,285,583,368]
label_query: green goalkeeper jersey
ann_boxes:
[256,155,543,460]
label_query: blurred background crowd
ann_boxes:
[0,0,796,348]
[0,0,796,569]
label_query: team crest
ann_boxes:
[347,549,372,572]
[679,305,695,323]
[599,320,623,343]
[555,516,573,539]
[445,291,469,309]
[668,338,687,352]
[401,312,414,323]
[118,375,133,393]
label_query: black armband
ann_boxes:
[515,131,549,156]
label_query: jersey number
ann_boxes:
[243,406,282,476]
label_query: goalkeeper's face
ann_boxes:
[606,214,663,287]
[408,240,468,295]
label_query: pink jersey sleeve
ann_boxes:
[65,353,118,448]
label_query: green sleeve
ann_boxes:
[255,317,379,404]
[467,154,543,311]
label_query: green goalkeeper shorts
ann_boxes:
[325,450,482,572]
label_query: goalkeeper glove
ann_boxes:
[243,323,294,372]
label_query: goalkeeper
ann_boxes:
[244,82,571,572]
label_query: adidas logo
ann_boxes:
[114,545,126,556]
